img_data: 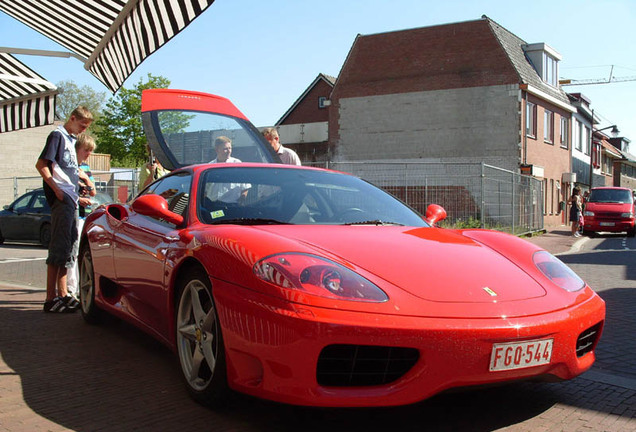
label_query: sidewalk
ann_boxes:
[521,225,588,255]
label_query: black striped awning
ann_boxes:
[0,0,215,93]
[0,52,56,133]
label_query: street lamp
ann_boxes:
[589,123,619,189]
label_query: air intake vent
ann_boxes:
[316,344,419,387]
[576,322,603,358]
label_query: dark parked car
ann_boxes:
[0,188,112,247]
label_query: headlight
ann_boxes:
[583,210,594,217]
[533,251,585,292]
[621,212,634,218]
[254,253,388,302]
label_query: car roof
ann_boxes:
[591,186,630,191]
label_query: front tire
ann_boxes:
[40,223,51,248]
[176,268,228,407]
[79,242,102,324]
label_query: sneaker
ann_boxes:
[573,232,581,238]
[62,295,80,310]
[43,297,77,313]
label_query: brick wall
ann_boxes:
[279,79,332,125]
[523,94,572,227]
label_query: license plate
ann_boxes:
[600,222,615,227]
[489,338,553,371]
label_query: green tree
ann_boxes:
[95,74,171,166]
[55,80,106,125]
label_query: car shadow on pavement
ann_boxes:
[560,246,636,281]
[0,287,631,432]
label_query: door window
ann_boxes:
[142,171,192,224]
[11,193,33,212]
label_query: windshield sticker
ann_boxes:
[211,210,225,219]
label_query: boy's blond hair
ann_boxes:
[76,133,97,152]
[70,106,94,122]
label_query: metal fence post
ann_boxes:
[511,171,516,234]
[404,163,409,207]
[480,162,485,228]
[425,176,428,210]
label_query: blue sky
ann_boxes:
[1,0,635,142]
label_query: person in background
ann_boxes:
[67,133,97,298]
[206,136,249,201]
[35,106,94,313]
[138,143,169,191]
[262,127,301,166]
[569,187,583,238]
[209,136,241,163]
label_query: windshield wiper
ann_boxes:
[344,220,404,226]
[214,218,290,225]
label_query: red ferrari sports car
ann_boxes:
[78,89,605,408]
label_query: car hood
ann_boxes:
[586,202,633,212]
[256,225,547,304]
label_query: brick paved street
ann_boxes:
[0,227,635,431]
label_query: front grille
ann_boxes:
[316,344,419,387]
[576,322,603,357]
[595,211,623,220]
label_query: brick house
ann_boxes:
[327,16,576,227]
[609,136,636,190]
[274,73,335,164]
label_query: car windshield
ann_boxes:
[197,166,429,227]
[588,189,632,204]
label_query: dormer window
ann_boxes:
[522,43,562,88]
[543,53,558,87]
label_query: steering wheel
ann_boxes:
[335,207,365,222]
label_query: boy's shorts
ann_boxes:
[46,193,78,269]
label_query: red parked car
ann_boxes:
[78,89,605,408]
[583,187,636,237]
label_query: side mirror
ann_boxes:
[425,204,447,226]
[132,194,184,226]
[3,205,9,211]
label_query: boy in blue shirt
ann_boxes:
[35,106,94,313]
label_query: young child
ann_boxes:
[67,133,97,299]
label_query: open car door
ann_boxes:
[141,89,279,170]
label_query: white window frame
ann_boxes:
[560,117,569,148]
[543,53,558,87]
[526,102,536,138]
[544,109,553,143]
[575,120,583,152]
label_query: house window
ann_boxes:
[544,110,553,143]
[543,178,548,215]
[318,97,329,108]
[574,120,583,152]
[543,53,559,87]
[584,126,591,155]
[560,117,569,148]
[526,102,536,138]
[602,154,612,174]
[591,142,601,168]
[550,179,555,214]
